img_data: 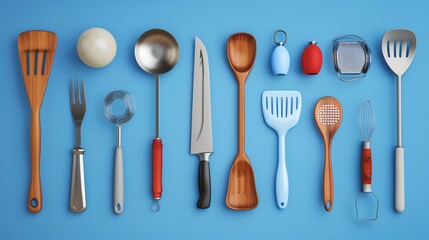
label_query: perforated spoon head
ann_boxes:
[382,29,416,77]
[314,96,343,141]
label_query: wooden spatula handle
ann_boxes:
[323,143,333,212]
[28,112,42,213]
[238,82,245,154]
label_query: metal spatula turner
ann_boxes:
[382,29,416,213]
[262,91,302,209]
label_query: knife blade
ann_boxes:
[191,36,213,209]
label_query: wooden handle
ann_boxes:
[323,142,333,212]
[28,112,42,213]
[152,139,163,199]
[238,82,245,154]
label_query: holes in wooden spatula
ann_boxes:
[26,51,30,75]
[34,51,38,75]
[41,50,47,75]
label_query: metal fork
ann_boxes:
[70,79,87,212]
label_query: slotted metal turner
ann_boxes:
[382,29,416,213]
[262,91,302,209]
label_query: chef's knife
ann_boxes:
[191,37,213,209]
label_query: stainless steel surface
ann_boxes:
[70,148,86,212]
[273,30,287,46]
[70,80,87,213]
[156,75,160,138]
[135,29,179,75]
[358,100,375,142]
[333,35,371,82]
[134,29,179,138]
[191,37,213,156]
[381,29,417,147]
[70,80,86,148]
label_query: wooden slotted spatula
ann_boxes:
[18,30,57,213]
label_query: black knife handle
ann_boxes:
[197,161,211,208]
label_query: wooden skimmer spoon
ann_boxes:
[314,96,343,212]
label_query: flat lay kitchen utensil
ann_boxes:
[381,29,416,213]
[104,90,135,215]
[191,37,213,209]
[70,80,87,213]
[18,30,58,213]
[226,32,258,210]
[134,29,179,211]
[314,96,343,211]
[262,91,302,209]
[271,30,290,76]
[301,41,322,75]
[333,35,371,82]
[355,100,379,220]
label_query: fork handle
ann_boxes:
[70,148,86,212]
[28,112,42,213]
[276,134,288,209]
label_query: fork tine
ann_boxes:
[77,80,81,104]
[81,79,86,105]
[70,80,75,105]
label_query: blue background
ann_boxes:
[1,0,428,239]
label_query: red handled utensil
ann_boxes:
[355,100,379,220]
[134,29,180,211]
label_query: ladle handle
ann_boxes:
[114,146,124,214]
[361,142,372,191]
[28,112,42,213]
[152,139,163,201]
[323,143,334,212]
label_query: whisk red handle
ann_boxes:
[361,146,372,185]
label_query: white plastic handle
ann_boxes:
[114,147,124,214]
[395,147,405,213]
[276,134,288,209]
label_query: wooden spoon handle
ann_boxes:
[28,112,42,213]
[238,82,245,153]
[323,144,333,212]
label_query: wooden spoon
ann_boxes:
[314,96,343,212]
[18,30,58,213]
[225,33,258,210]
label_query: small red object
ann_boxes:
[301,41,322,75]
[152,139,163,199]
